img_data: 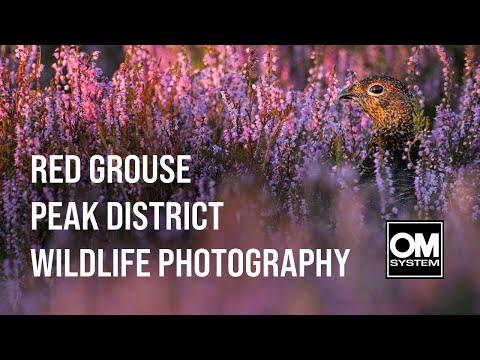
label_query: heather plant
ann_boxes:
[1,44,480,314]
[414,46,480,219]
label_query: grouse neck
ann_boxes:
[372,118,414,141]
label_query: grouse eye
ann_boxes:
[368,84,384,95]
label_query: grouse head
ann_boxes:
[338,74,414,130]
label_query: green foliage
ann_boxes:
[413,101,430,135]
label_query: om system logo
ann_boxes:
[386,221,444,279]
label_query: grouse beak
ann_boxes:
[338,88,357,101]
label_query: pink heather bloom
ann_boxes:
[435,45,453,107]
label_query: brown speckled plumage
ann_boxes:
[339,74,418,207]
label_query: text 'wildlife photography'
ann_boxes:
[0,45,478,314]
